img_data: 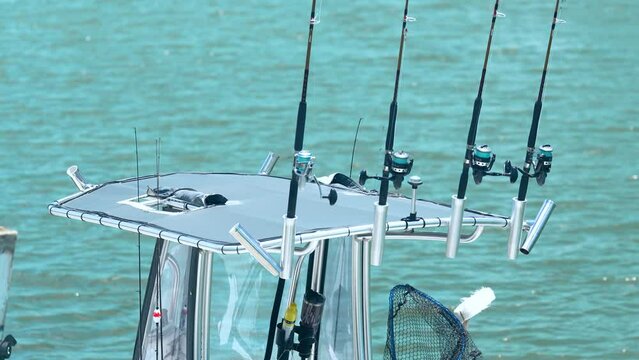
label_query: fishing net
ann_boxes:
[384,284,483,360]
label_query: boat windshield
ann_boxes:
[134,237,355,359]
[209,237,354,359]
[138,241,195,360]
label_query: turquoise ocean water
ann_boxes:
[1,0,638,358]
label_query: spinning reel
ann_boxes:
[294,150,338,205]
[359,150,414,189]
[518,144,553,185]
[471,144,518,184]
[294,150,315,179]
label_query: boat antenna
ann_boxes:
[446,0,506,258]
[508,0,564,258]
[368,0,414,266]
[265,0,320,359]
[155,138,161,209]
[134,128,142,360]
[349,117,364,178]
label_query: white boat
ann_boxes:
[46,0,563,358]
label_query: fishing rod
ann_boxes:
[359,0,414,266]
[446,0,509,258]
[265,1,319,359]
[508,0,563,258]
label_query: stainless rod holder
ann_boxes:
[281,216,297,279]
[258,152,279,175]
[446,195,466,258]
[66,165,93,191]
[370,202,388,266]
[287,254,307,306]
[351,237,364,360]
[229,223,282,277]
[507,197,526,260]
[521,199,555,255]
[360,238,371,360]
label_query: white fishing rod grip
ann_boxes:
[520,199,555,255]
[370,202,388,266]
[446,195,466,258]
[281,215,297,279]
[507,197,526,260]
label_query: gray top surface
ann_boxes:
[52,172,505,245]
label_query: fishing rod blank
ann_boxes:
[283,0,319,280]
[508,0,563,259]
[367,0,414,266]
[446,0,505,259]
[266,1,320,359]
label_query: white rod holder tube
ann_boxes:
[229,223,282,276]
[281,216,297,279]
[370,202,388,266]
[361,238,371,360]
[520,199,555,255]
[446,195,466,258]
[507,197,527,260]
[258,152,279,175]
[66,165,93,191]
[351,237,364,360]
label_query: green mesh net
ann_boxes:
[384,284,483,360]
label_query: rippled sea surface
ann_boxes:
[1,0,638,358]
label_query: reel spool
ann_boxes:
[390,151,414,189]
[294,150,315,178]
[472,145,496,184]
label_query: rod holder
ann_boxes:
[258,152,279,175]
[229,223,282,277]
[370,202,388,266]
[520,199,555,255]
[281,216,297,279]
[66,165,93,191]
[446,195,466,258]
[507,197,526,260]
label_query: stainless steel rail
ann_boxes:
[49,204,511,256]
